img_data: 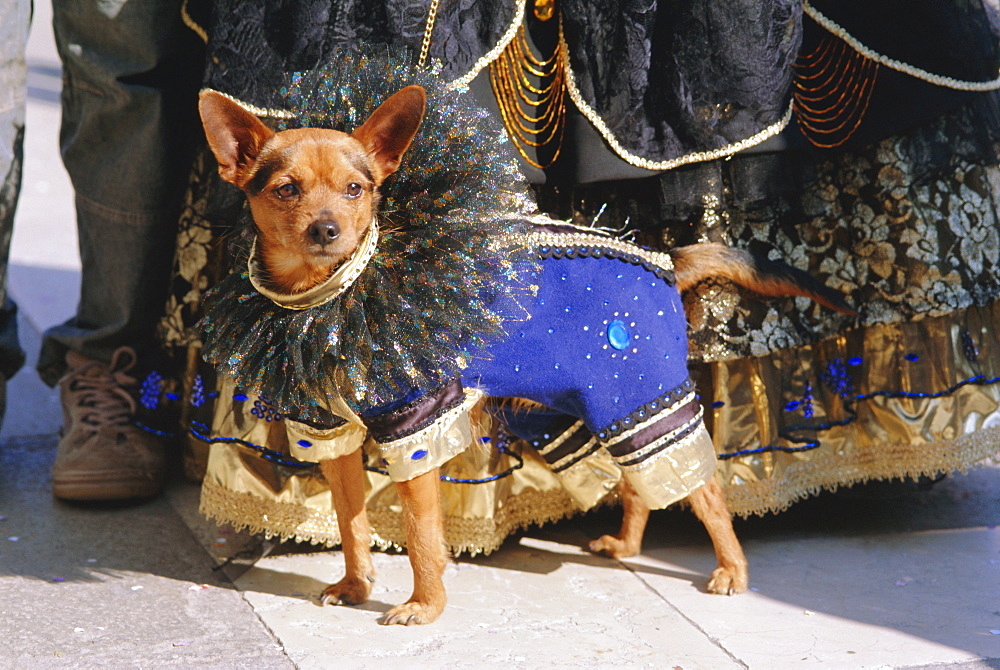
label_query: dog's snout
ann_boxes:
[309,219,341,246]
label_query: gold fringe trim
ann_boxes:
[200,478,581,556]
[723,423,1000,517]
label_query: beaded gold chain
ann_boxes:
[417,0,441,69]
[793,34,879,148]
[804,0,1000,92]
[488,9,567,169]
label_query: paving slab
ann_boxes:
[0,436,292,669]
[231,536,744,670]
[624,527,1000,668]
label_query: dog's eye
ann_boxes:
[345,183,363,199]
[275,184,299,199]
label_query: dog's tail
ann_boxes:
[669,243,857,315]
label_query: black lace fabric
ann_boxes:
[677,94,1000,362]
[201,0,810,167]
[203,0,516,108]
[561,0,800,161]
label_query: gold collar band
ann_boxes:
[248,218,379,310]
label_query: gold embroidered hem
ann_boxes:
[721,426,1000,518]
[704,301,1000,517]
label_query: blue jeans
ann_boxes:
[0,0,29,384]
[37,0,204,385]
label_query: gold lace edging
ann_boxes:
[724,425,1000,517]
[703,300,1000,516]
[200,478,581,557]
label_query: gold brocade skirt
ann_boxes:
[701,301,1000,516]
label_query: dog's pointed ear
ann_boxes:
[351,85,426,184]
[198,90,275,188]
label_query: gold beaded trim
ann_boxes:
[793,33,880,148]
[199,88,295,120]
[524,229,675,274]
[804,0,1000,91]
[446,0,527,90]
[558,25,792,171]
[488,21,568,169]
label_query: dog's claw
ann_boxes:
[588,534,641,559]
[378,599,444,626]
[321,575,373,607]
[706,564,749,596]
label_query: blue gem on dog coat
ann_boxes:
[607,321,630,350]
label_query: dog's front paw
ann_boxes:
[706,564,748,596]
[588,534,641,559]
[378,599,445,626]
[320,574,374,606]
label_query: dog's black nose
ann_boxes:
[309,219,340,246]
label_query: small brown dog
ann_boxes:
[200,85,848,624]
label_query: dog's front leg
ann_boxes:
[380,467,447,625]
[319,451,375,606]
[688,477,748,595]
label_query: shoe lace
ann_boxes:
[60,347,139,432]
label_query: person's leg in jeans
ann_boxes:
[42,0,202,500]
[0,0,30,427]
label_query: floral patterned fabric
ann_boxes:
[683,96,1000,363]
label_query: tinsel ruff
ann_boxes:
[200,48,538,423]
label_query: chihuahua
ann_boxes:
[199,85,852,625]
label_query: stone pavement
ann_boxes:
[1,7,999,669]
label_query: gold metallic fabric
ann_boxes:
[703,302,1000,516]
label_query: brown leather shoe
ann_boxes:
[52,347,166,500]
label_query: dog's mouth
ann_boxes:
[250,217,379,310]
[304,219,371,265]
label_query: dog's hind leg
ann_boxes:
[380,467,447,625]
[688,477,748,595]
[589,478,650,559]
[319,451,375,606]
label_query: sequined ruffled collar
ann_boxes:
[199,47,538,422]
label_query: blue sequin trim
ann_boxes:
[719,371,1000,460]
[535,242,676,284]
[596,378,694,441]
[134,418,525,484]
